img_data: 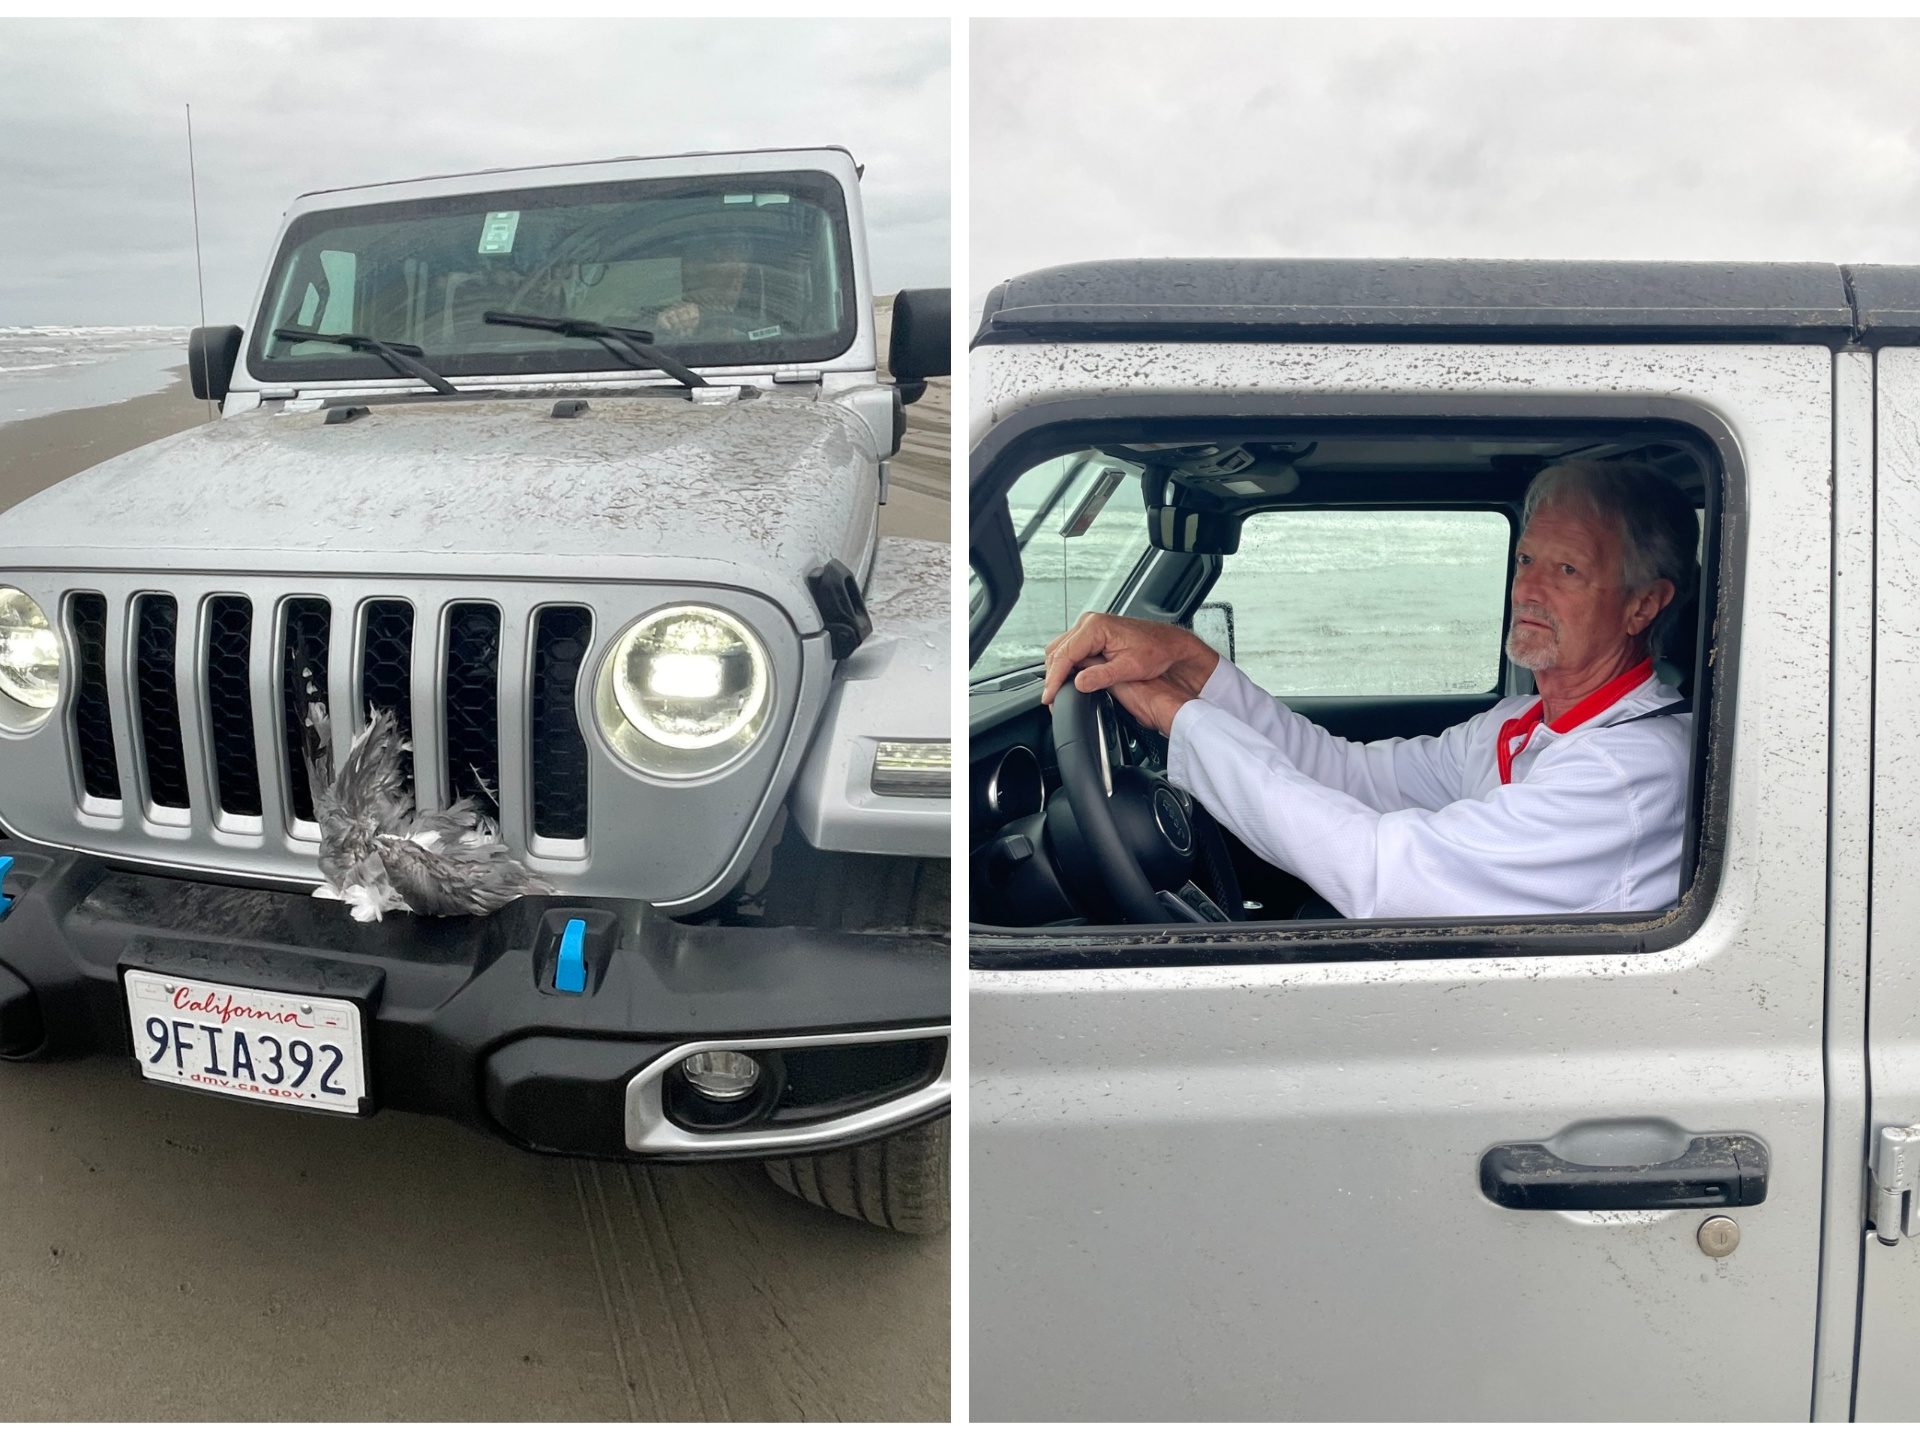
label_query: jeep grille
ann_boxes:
[71,588,593,847]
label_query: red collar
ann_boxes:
[1496,659,1655,784]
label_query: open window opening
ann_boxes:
[969,417,1729,963]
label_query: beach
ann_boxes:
[0,364,210,509]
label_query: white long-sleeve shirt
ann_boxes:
[1165,657,1690,919]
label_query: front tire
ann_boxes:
[764,1117,949,1234]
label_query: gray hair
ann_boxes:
[1521,459,1700,659]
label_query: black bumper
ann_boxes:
[0,841,949,1162]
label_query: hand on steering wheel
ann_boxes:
[655,302,778,341]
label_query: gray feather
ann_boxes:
[309,706,553,921]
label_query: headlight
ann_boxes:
[0,587,60,711]
[598,604,771,777]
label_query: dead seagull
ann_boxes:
[302,704,554,922]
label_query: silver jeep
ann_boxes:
[0,147,951,1232]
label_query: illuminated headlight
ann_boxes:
[872,741,950,798]
[598,604,770,777]
[0,587,60,711]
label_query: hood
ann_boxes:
[0,393,880,630]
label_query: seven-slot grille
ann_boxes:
[69,590,592,845]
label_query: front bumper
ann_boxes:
[0,841,949,1161]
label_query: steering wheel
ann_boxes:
[1050,685,1210,923]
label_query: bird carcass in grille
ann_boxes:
[301,704,553,922]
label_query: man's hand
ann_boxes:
[1041,613,1221,707]
[1109,674,1200,736]
[654,301,701,337]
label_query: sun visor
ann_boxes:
[1142,472,1244,554]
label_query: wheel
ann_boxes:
[763,1117,949,1234]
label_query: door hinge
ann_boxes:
[1869,1124,1920,1246]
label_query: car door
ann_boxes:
[970,337,1836,1420]
[1858,341,1920,1418]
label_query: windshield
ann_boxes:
[970,450,1150,683]
[249,169,856,383]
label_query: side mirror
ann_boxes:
[888,288,950,405]
[1192,601,1237,665]
[188,325,244,403]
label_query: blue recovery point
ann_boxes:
[554,917,587,993]
[0,856,12,919]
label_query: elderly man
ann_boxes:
[1041,460,1699,919]
[652,236,768,342]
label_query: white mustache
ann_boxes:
[1511,606,1557,635]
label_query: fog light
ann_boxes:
[872,740,950,797]
[680,1049,761,1103]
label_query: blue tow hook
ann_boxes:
[0,856,13,919]
[554,917,587,993]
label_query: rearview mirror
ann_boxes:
[1143,471,1243,554]
[888,288,950,404]
[188,325,243,403]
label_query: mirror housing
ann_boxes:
[1142,470,1244,554]
[888,288,950,405]
[188,325,243,403]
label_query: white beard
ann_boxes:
[1505,619,1559,671]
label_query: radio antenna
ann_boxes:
[186,103,212,420]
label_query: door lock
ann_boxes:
[1869,1124,1920,1246]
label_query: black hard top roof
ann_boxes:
[975,259,1920,348]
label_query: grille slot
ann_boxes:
[360,600,414,789]
[280,599,331,823]
[444,603,501,818]
[135,595,190,811]
[70,593,119,801]
[531,607,592,840]
[205,597,261,817]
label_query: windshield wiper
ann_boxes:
[482,311,709,389]
[273,327,459,396]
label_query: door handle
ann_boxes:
[1480,1134,1769,1210]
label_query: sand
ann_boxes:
[0,335,951,1420]
[0,366,213,512]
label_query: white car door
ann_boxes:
[971,338,1835,1420]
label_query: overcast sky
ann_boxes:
[974,18,1920,311]
[0,18,947,327]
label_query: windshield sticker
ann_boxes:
[477,211,521,254]
[749,325,782,341]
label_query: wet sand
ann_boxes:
[0,366,212,510]
[0,336,950,1420]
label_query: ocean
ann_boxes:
[0,326,192,425]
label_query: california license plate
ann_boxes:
[124,970,367,1115]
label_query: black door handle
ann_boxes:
[1480,1134,1769,1210]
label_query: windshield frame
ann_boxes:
[245,168,860,386]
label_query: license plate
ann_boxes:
[124,969,367,1115]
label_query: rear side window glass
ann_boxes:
[1204,509,1510,696]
